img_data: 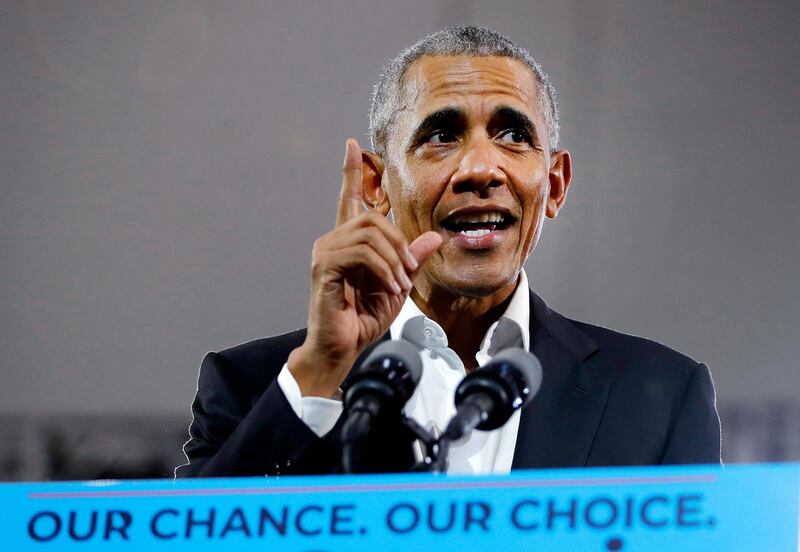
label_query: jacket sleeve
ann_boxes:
[174,351,341,477]
[660,363,722,465]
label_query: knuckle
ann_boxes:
[348,212,367,228]
[361,226,381,245]
[352,227,377,251]
[311,238,331,267]
[374,217,406,246]
[310,245,326,263]
[356,243,374,259]
[310,256,325,277]
[364,248,385,269]
[311,236,326,254]
[364,211,383,225]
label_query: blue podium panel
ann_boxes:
[1,464,798,551]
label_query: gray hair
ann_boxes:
[368,26,560,158]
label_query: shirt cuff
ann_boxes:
[276,363,343,437]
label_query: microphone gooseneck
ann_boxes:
[341,340,423,473]
[442,348,543,443]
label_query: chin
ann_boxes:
[435,264,519,299]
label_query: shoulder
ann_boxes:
[572,319,699,368]
[215,328,308,368]
[561,318,720,465]
[197,328,308,397]
[568,318,706,395]
[530,289,702,379]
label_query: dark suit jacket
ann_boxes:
[175,290,721,477]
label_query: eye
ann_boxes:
[497,129,530,145]
[426,131,458,144]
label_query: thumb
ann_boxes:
[408,231,442,268]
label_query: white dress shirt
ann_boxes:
[277,270,531,475]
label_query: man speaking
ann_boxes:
[176,26,721,477]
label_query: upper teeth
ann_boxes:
[450,211,505,224]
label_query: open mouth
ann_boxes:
[440,210,516,237]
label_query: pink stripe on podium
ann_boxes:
[29,474,717,500]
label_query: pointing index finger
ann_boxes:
[336,138,364,227]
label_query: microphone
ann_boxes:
[442,348,542,442]
[341,340,423,472]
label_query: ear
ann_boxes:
[361,150,390,216]
[546,149,572,219]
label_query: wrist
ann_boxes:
[288,344,353,398]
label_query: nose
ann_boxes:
[449,135,506,196]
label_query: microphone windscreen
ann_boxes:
[490,348,543,407]
[362,339,423,386]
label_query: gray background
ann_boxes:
[1,1,798,475]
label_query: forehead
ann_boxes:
[399,55,542,123]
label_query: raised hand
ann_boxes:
[287,139,442,398]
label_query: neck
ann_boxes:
[409,276,519,370]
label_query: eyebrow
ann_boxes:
[408,105,540,147]
[408,107,466,147]
[492,106,539,144]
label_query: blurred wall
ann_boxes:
[2,0,798,426]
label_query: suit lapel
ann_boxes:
[512,290,614,469]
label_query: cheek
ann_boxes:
[384,175,424,238]
[392,159,418,198]
[386,163,441,228]
[519,181,549,249]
